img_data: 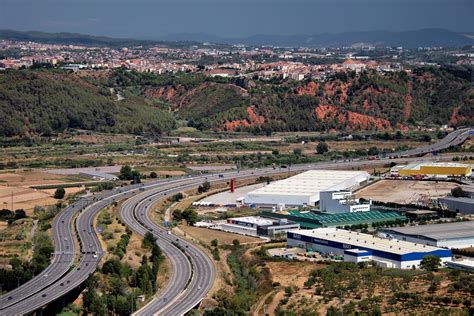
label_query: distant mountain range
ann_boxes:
[0,29,195,48]
[0,28,473,48]
[160,29,474,48]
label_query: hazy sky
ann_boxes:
[0,0,472,38]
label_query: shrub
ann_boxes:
[54,188,66,199]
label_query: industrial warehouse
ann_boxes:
[392,162,472,178]
[209,216,300,237]
[261,209,406,229]
[319,190,371,213]
[244,170,370,207]
[287,228,453,269]
[439,197,474,215]
[379,221,474,249]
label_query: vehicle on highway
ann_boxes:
[2,130,465,315]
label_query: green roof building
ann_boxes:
[261,209,406,229]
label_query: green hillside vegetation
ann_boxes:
[0,70,175,137]
[179,83,248,123]
[109,68,473,133]
[2,68,471,138]
[348,68,473,125]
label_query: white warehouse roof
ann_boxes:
[228,216,274,226]
[245,170,369,206]
[289,227,443,255]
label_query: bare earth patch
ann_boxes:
[266,261,325,288]
[356,179,458,204]
[0,170,85,214]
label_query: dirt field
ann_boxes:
[71,134,135,144]
[356,180,459,204]
[0,185,83,215]
[179,225,262,246]
[266,261,324,288]
[0,170,87,214]
[254,261,326,315]
[0,169,69,186]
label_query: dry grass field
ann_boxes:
[267,261,325,288]
[179,225,262,246]
[0,169,87,214]
[71,134,135,144]
[0,184,83,215]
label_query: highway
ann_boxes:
[120,151,466,315]
[397,127,472,157]
[0,197,91,310]
[0,127,470,315]
[0,185,156,315]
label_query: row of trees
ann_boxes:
[114,228,132,259]
[0,209,27,223]
[83,233,164,315]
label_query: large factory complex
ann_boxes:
[287,228,453,269]
[244,170,370,207]
[197,162,474,269]
[391,162,472,178]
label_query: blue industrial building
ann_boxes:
[287,228,452,269]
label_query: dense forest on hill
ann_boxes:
[0,68,472,138]
[0,70,175,137]
[109,68,473,133]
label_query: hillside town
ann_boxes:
[0,0,473,313]
[1,39,473,82]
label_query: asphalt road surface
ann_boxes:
[397,128,472,157]
[0,127,470,315]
